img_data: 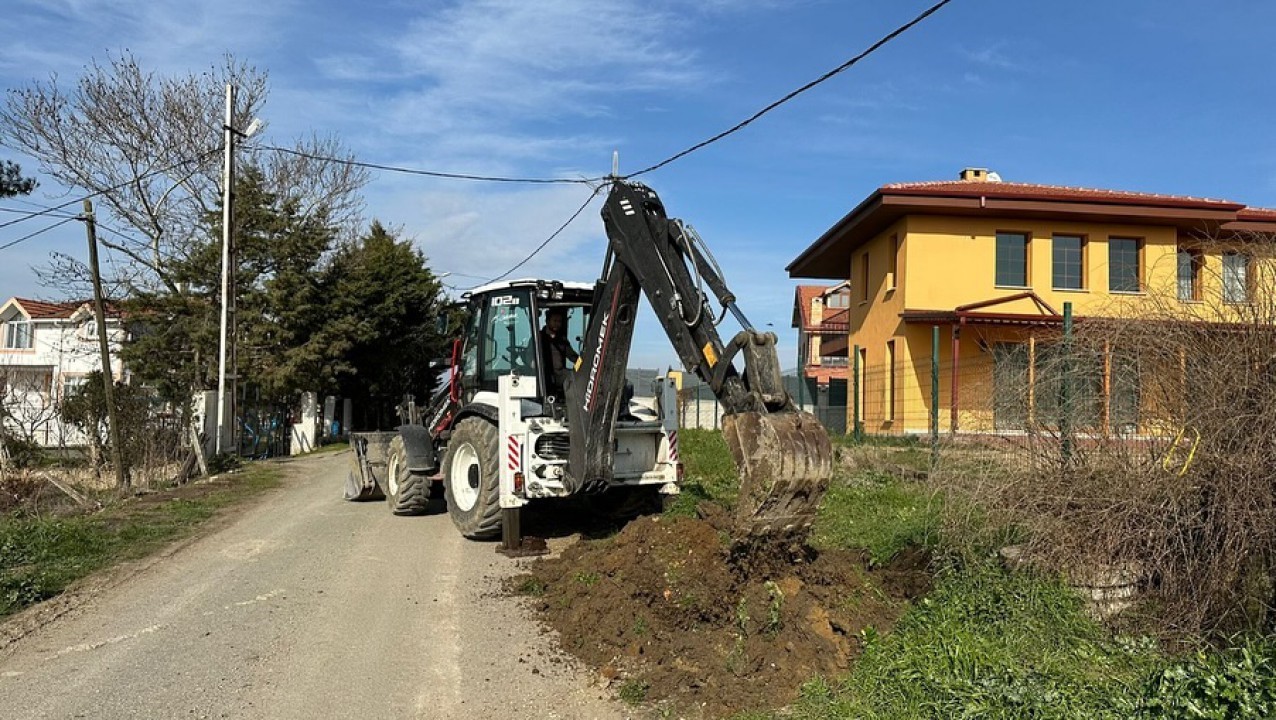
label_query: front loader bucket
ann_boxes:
[722,410,833,539]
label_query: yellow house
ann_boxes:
[787,168,1276,436]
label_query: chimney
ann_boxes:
[960,167,988,182]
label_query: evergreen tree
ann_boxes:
[313,222,449,428]
[122,165,334,406]
[123,172,449,429]
[0,161,36,198]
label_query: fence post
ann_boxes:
[1061,301,1074,464]
[852,344,862,443]
[931,325,940,471]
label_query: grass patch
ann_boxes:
[666,429,739,516]
[811,469,941,565]
[791,563,1162,720]
[308,441,351,455]
[0,463,283,617]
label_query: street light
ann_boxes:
[215,84,260,456]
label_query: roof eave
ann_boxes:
[789,189,1249,280]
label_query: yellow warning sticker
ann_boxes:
[702,343,719,368]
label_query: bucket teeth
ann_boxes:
[722,410,832,539]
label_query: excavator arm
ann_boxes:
[564,180,832,538]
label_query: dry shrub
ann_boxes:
[942,235,1276,638]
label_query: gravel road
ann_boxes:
[0,452,631,720]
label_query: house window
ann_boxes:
[856,346,867,426]
[3,321,32,350]
[860,252,870,302]
[825,290,849,309]
[1052,234,1085,290]
[1177,248,1203,301]
[885,339,896,422]
[61,374,88,399]
[995,232,1029,287]
[1,367,52,396]
[887,234,899,290]
[1109,237,1141,293]
[1223,252,1251,304]
[992,343,1029,431]
[1109,350,1140,431]
[1034,343,1103,430]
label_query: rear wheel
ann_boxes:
[443,417,502,539]
[384,436,428,515]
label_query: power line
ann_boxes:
[438,270,491,282]
[626,0,956,178]
[0,146,223,230]
[471,186,604,289]
[0,206,78,218]
[0,216,81,251]
[256,143,604,186]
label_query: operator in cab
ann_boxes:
[539,307,579,400]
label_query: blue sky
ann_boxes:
[2,0,1276,370]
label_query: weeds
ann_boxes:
[617,679,649,705]
[792,563,1162,720]
[764,580,784,635]
[0,463,282,617]
[514,577,547,596]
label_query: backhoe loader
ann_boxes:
[349,180,832,548]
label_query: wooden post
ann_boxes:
[83,199,129,490]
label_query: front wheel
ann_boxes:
[384,436,428,515]
[442,418,502,539]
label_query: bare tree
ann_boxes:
[0,368,61,449]
[0,51,369,295]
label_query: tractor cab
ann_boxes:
[458,279,594,408]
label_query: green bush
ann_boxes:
[1133,639,1276,719]
[0,432,44,469]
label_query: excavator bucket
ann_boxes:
[722,409,833,539]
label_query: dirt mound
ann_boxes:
[514,512,930,717]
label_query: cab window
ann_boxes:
[480,291,536,392]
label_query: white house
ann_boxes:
[0,297,127,447]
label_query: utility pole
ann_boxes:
[82,199,129,490]
[216,84,236,456]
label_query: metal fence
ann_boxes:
[675,375,849,435]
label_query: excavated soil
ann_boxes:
[514,509,931,717]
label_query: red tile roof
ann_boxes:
[7,297,119,320]
[1237,207,1276,222]
[792,285,850,332]
[789,174,1276,279]
[12,298,84,319]
[881,180,1245,211]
